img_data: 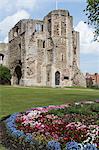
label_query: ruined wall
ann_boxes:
[72,66,86,87]
[24,20,47,86]
[44,10,68,69]
[0,43,8,66]
[7,9,86,87]
[44,10,74,86]
[72,31,80,68]
[8,20,27,85]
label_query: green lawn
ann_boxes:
[0,85,99,118]
[0,86,99,150]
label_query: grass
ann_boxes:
[0,85,99,118]
[0,86,99,150]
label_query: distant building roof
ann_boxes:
[86,73,99,85]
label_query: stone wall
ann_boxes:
[0,43,8,66]
[7,9,86,87]
[8,20,27,85]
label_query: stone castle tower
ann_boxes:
[8,9,86,87]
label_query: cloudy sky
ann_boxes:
[0,0,99,73]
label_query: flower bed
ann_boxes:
[1,103,99,150]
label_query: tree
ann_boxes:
[0,65,11,85]
[84,0,99,41]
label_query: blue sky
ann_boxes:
[0,0,99,73]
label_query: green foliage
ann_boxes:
[66,104,99,115]
[0,65,11,84]
[49,103,99,116]
[84,0,99,41]
[49,108,65,117]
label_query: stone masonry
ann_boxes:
[0,43,8,66]
[7,9,86,87]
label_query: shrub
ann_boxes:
[0,65,11,85]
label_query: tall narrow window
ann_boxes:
[0,54,4,65]
[48,19,51,34]
[35,24,41,32]
[74,47,76,54]
[37,39,40,47]
[55,71,60,85]
[19,43,21,49]
[43,41,45,48]
[47,72,50,82]
[62,54,63,61]
[38,39,45,48]
[61,21,66,35]
[41,25,43,31]
[54,22,59,36]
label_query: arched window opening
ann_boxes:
[43,41,45,48]
[74,47,76,54]
[15,66,22,85]
[55,71,60,85]
[19,43,21,49]
[47,72,50,82]
[41,25,43,31]
[48,19,51,34]
[35,24,42,32]
[0,54,4,65]
[62,54,63,61]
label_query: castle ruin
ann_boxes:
[5,9,86,87]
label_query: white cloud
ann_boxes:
[16,0,36,10]
[75,21,99,55]
[0,0,36,11]
[0,10,30,42]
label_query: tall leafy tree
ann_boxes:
[84,0,99,41]
[0,65,11,84]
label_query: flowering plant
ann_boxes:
[4,104,98,149]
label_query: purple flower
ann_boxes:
[66,141,79,150]
[84,143,97,150]
[47,140,61,150]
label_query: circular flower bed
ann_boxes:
[1,103,99,150]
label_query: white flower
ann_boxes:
[27,110,41,118]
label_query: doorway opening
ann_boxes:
[55,71,60,85]
[14,66,22,85]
